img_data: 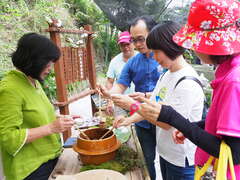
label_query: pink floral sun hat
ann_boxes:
[173,0,240,55]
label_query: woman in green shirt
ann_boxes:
[0,33,75,180]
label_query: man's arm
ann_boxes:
[113,112,143,128]
[105,78,114,90]
[109,83,127,94]
[98,83,127,99]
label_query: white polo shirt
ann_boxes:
[150,65,204,167]
[107,51,138,94]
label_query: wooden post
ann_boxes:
[84,25,97,116]
[84,25,97,89]
[49,21,71,141]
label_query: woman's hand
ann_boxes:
[137,97,162,123]
[27,115,80,143]
[111,94,135,111]
[106,100,114,115]
[49,115,76,134]
[96,84,111,99]
[172,129,185,144]
[128,92,145,101]
[113,115,133,128]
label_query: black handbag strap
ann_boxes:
[174,76,204,89]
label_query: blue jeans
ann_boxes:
[24,157,58,180]
[135,124,156,180]
[160,156,194,180]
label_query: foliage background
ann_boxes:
[0,0,76,71]
[0,0,120,74]
[0,0,195,75]
[0,0,120,99]
[0,0,204,100]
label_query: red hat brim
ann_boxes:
[173,21,240,56]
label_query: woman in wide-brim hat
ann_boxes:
[113,0,240,179]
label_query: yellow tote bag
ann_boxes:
[194,141,236,180]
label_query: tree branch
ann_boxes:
[156,0,173,20]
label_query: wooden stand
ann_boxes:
[45,19,97,141]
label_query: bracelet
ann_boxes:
[130,101,140,115]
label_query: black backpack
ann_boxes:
[174,76,209,121]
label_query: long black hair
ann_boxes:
[12,33,60,81]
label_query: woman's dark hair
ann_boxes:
[146,21,185,60]
[12,33,60,80]
[129,15,157,32]
[209,54,239,64]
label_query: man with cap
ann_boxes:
[105,31,137,94]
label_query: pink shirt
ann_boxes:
[195,55,240,179]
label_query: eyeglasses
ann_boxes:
[130,37,146,44]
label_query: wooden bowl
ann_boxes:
[73,128,121,165]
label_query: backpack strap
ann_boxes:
[174,76,204,89]
[159,71,167,82]
[174,76,209,121]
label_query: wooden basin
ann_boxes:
[73,128,121,165]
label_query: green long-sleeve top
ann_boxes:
[0,70,62,180]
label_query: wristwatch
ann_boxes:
[130,101,140,115]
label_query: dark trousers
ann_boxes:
[135,124,156,180]
[160,156,195,180]
[24,158,58,180]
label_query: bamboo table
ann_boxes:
[49,125,150,180]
